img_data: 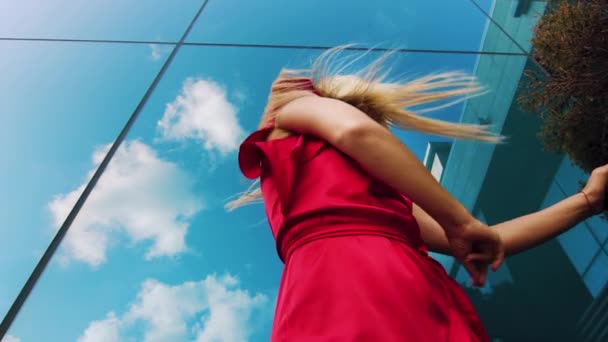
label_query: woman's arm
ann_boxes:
[412,203,452,255]
[494,165,606,255]
[276,96,474,232]
[414,194,592,256]
[492,193,591,255]
[276,96,503,285]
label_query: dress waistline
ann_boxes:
[276,221,428,264]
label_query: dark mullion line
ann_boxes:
[581,248,604,280]
[0,0,211,339]
[0,36,176,45]
[468,0,550,76]
[186,42,529,56]
[0,36,530,56]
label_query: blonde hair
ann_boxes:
[226,45,503,210]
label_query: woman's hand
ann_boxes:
[445,220,505,287]
[582,164,608,215]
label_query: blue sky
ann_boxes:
[0,1,505,341]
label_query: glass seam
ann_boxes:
[0,37,531,56]
[467,0,550,76]
[0,0,211,338]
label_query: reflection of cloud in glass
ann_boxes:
[148,44,173,62]
[1,335,21,342]
[157,78,245,155]
[48,140,203,267]
[77,313,121,342]
[78,274,268,342]
[148,44,163,61]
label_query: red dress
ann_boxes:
[238,126,489,342]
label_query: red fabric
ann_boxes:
[238,126,489,342]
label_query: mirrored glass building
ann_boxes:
[1,1,605,341]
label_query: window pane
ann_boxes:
[583,252,608,297]
[0,0,201,41]
[431,154,444,181]
[557,224,600,275]
[542,181,567,208]
[0,40,165,326]
[187,0,519,52]
[586,215,608,244]
[440,54,529,211]
[555,157,588,195]
[477,0,549,53]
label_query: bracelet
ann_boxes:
[579,190,594,214]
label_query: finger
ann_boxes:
[465,252,493,264]
[476,271,487,287]
[465,246,500,271]
[463,259,488,287]
[462,260,481,286]
[472,260,488,287]
[492,246,505,271]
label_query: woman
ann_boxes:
[227,46,607,341]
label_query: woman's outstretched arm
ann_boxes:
[413,165,607,256]
[414,194,592,256]
[492,193,592,255]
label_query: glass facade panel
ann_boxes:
[583,251,608,298]
[555,157,588,195]
[0,40,165,327]
[0,0,201,41]
[557,224,601,275]
[187,0,519,52]
[2,1,606,342]
[587,216,608,245]
[542,180,566,207]
[473,0,549,52]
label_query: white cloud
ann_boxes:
[157,78,244,155]
[125,279,207,342]
[1,335,21,342]
[48,140,203,267]
[193,274,267,342]
[148,44,166,61]
[77,312,122,342]
[80,274,268,342]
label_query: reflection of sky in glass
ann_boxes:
[0,41,168,341]
[2,1,606,341]
[187,0,508,51]
[0,0,201,40]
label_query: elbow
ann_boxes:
[333,121,384,151]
